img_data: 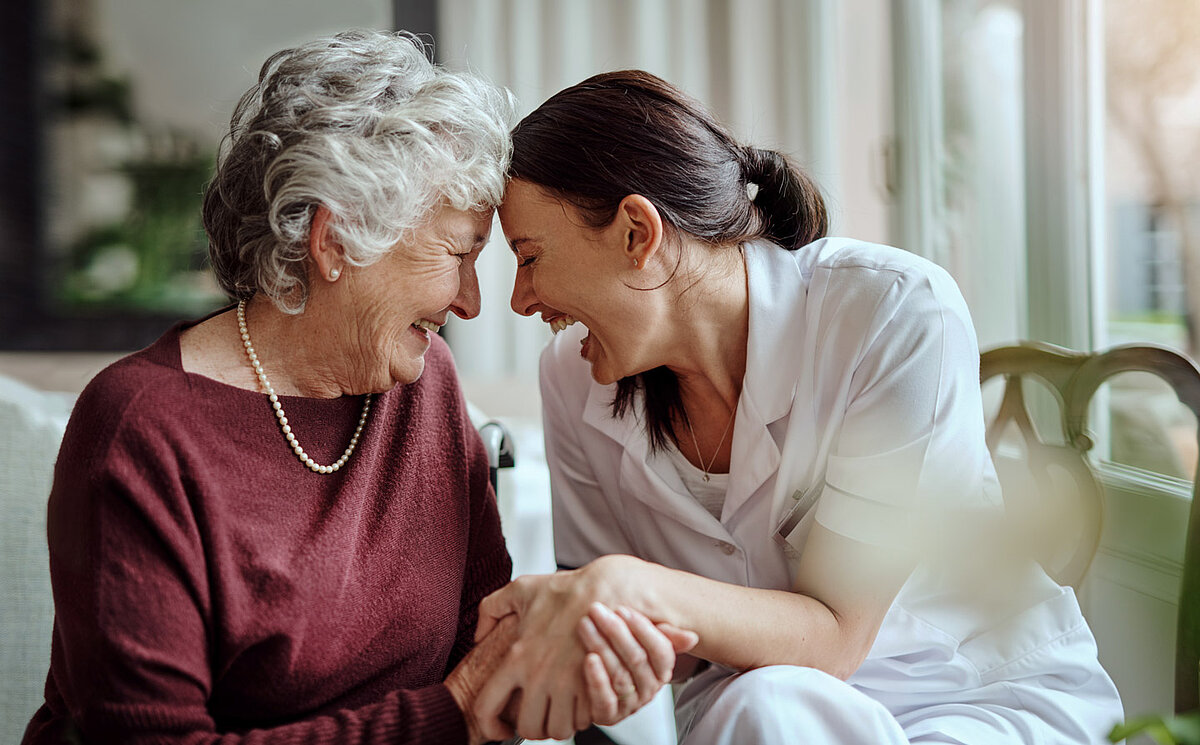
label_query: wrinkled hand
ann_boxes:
[472,568,607,741]
[445,614,521,745]
[471,557,696,741]
[578,603,698,725]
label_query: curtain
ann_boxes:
[435,0,840,379]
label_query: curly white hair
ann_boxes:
[203,29,514,313]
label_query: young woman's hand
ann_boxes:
[577,602,698,725]
[470,556,695,740]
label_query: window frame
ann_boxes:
[894,0,1192,718]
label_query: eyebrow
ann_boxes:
[455,232,489,251]
[508,237,534,255]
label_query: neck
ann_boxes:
[240,294,358,398]
[660,243,749,418]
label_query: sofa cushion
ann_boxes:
[0,375,74,743]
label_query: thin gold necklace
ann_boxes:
[682,407,735,482]
[237,299,371,474]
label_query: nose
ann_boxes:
[450,261,481,320]
[510,267,536,317]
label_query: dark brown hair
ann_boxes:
[509,70,828,451]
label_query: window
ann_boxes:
[1102,0,1200,478]
[939,0,1027,351]
[897,0,1196,718]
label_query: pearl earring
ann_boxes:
[329,268,340,281]
[632,258,639,268]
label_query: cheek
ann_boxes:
[532,264,575,302]
[421,265,462,303]
[443,267,465,301]
[457,262,477,293]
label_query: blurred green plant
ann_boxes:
[53,29,134,123]
[1110,712,1200,744]
[49,21,224,316]
[61,144,221,315]
[1113,311,1190,325]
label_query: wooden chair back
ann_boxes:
[980,342,1200,713]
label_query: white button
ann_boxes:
[717,541,736,555]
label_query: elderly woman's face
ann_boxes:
[347,204,492,389]
[499,180,652,385]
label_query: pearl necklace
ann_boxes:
[682,406,735,482]
[237,299,371,474]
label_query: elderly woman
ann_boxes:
[22,32,684,745]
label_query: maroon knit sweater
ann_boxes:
[23,318,512,744]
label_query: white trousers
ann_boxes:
[674,661,1121,745]
[676,666,907,744]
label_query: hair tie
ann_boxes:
[745,181,759,202]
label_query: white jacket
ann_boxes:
[540,238,1121,740]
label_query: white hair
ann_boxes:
[203,29,514,312]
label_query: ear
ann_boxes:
[309,204,345,282]
[615,194,664,270]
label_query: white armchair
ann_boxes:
[0,374,74,744]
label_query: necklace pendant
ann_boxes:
[702,473,711,483]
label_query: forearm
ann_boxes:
[612,557,869,679]
[50,684,468,745]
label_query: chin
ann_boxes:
[392,358,426,386]
[588,362,621,386]
[399,367,425,386]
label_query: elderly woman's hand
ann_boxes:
[445,614,522,745]
[470,555,696,741]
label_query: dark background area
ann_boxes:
[0,0,436,350]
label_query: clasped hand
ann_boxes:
[461,557,697,742]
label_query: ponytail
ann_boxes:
[509,70,829,451]
[741,147,828,251]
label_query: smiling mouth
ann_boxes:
[412,319,441,335]
[546,315,578,334]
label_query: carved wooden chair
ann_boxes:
[980,342,1200,713]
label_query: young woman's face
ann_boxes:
[498,179,653,385]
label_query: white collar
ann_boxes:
[578,239,812,521]
[741,238,810,425]
[582,239,810,439]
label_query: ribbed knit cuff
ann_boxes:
[401,683,469,745]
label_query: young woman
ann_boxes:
[471,70,1123,744]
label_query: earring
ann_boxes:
[632,258,639,268]
[329,268,340,281]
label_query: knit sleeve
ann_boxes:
[29,382,471,745]
[445,395,514,674]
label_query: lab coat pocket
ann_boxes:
[773,485,819,570]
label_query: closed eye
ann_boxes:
[509,237,538,268]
